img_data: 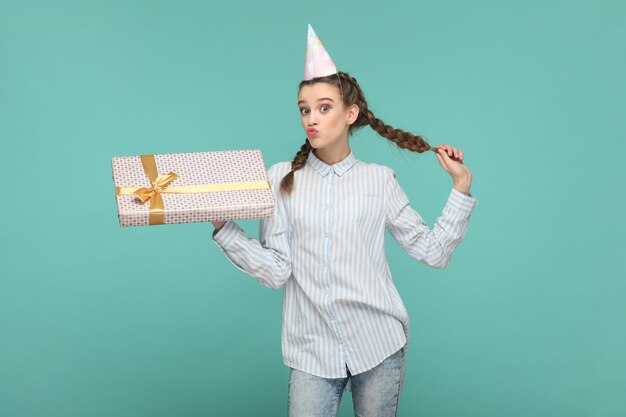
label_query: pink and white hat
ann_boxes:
[304,24,338,80]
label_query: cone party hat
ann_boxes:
[304,24,338,80]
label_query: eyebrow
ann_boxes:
[298,97,335,105]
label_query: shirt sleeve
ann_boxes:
[211,164,292,289]
[384,168,477,269]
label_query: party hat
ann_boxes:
[304,24,338,80]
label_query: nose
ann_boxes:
[307,112,318,126]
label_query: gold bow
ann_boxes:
[115,154,270,225]
[134,172,179,204]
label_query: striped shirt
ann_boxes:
[212,149,478,378]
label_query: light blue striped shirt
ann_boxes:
[212,150,478,378]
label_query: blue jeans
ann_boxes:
[287,346,406,417]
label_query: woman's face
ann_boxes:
[297,82,358,151]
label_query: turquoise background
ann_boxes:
[1,0,624,416]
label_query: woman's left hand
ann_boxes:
[433,144,472,195]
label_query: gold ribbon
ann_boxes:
[115,154,270,225]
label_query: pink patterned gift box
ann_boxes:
[111,149,275,227]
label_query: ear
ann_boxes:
[346,103,360,125]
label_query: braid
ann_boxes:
[282,71,438,195]
[365,111,433,152]
[343,72,436,154]
[279,138,313,194]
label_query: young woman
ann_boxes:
[211,27,477,417]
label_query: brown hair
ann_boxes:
[280,71,437,194]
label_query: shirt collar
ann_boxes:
[307,149,357,177]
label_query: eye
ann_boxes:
[321,105,331,112]
[299,107,309,115]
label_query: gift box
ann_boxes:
[112,149,275,227]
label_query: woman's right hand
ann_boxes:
[212,220,226,232]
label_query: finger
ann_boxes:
[439,151,457,171]
[435,151,447,170]
[440,144,464,161]
[439,147,452,163]
[448,146,461,161]
[440,148,460,164]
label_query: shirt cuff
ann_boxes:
[446,188,478,215]
[212,220,244,249]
